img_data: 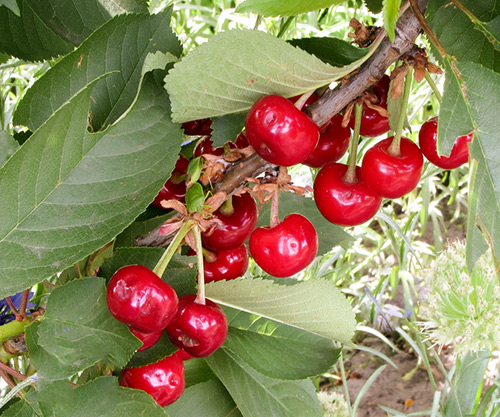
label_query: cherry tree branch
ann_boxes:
[136,0,428,248]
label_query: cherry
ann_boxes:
[166,294,228,358]
[182,118,212,136]
[349,75,391,138]
[304,114,351,168]
[130,328,163,352]
[245,95,319,166]
[173,349,193,362]
[418,117,473,169]
[193,137,224,157]
[119,354,185,406]
[106,265,178,333]
[361,136,424,199]
[231,132,250,149]
[249,214,318,277]
[202,193,258,251]
[152,154,189,209]
[289,92,319,108]
[314,163,382,226]
[204,245,249,283]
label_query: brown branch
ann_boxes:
[0,361,26,381]
[4,298,20,321]
[136,1,428,247]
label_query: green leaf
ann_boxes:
[0,73,184,299]
[206,278,356,345]
[460,62,500,267]
[0,0,19,16]
[165,379,242,417]
[236,0,343,17]
[0,130,18,167]
[14,10,181,132]
[2,389,41,417]
[33,278,141,380]
[258,191,352,256]
[289,37,368,67]
[184,358,217,388]
[114,210,173,248]
[25,0,147,47]
[0,0,73,60]
[364,0,383,14]
[36,377,168,416]
[100,248,197,297]
[210,113,246,148]
[383,0,401,41]
[221,309,340,379]
[164,29,372,122]
[205,349,322,417]
[126,332,177,368]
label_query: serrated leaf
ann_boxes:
[164,29,373,122]
[205,349,322,417]
[383,0,401,41]
[0,0,73,60]
[206,278,356,344]
[0,0,19,16]
[0,73,184,299]
[184,358,217,388]
[100,248,197,297]
[36,377,168,416]
[236,0,342,17]
[258,191,352,256]
[460,62,500,267]
[210,113,246,148]
[0,130,18,167]
[14,10,181,132]
[33,278,141,380]
[364,0,383,14]
[165,379,242,417]
[289,37,368,67]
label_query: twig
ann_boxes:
[0,361,27,381]
[0,370,16,389]
[18,290,30,320]
[4,298,20,321]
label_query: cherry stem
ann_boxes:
[388,70,413,156]
[424,72,442,104]
[202,247,217,263]
[193,225,206,305]
[409,0,447,59]
[344,103,363,184]
[0,370,15,389]
[153,220,194,278]
[218,195,234,216]
[18,290,30,320]
[0,361,26,381]
[4,298,21,321]
[293,90,315,111]
[270,186,281,228]
[277,16,295,39]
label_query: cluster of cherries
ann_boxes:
[106,264,228,406]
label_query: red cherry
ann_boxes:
[245,95,319,166]
[202,193,258,251]
[372,74,391,98]
[361,136,424,199]
[152,155,189,209]
[231,132,250,149]
[204,245,249,283]
[288,92,319,108]
[182,118,212,136]
[166,294,228,358]
[130,328,163,352]
[106,265,179,333]
[193,137,224,157]
[119,354,185,406]
[304,114,351,168]
[249,214,318,277]
[173,349,193,362]
[418,117,472,169]
[314,163,382,226]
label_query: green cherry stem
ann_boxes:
[277,16,295,38]
[387,70,413,156]
[424,72,442,104]
[193,225,206,305]
[344,103,363,184]
[218,195,234,216]
[153,220,194,278]
[293,90,315,111]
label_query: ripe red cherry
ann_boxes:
[202,193,258,251]
[106,265,178,333]
[166,294,228,358]
[418,117,473,169]
[361,137,424,199]
[314,163,382,226]
[372,74,391,98]
[182,118,212,136]
[152,155,189,209]
[193,137,224,157]
[245,95,320,166]
[204,245,249,283]
[119,354,185,406]
[173,349,193,362]
[304,114,351,168]
[249,214,318,277]
[130,328,163,352]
